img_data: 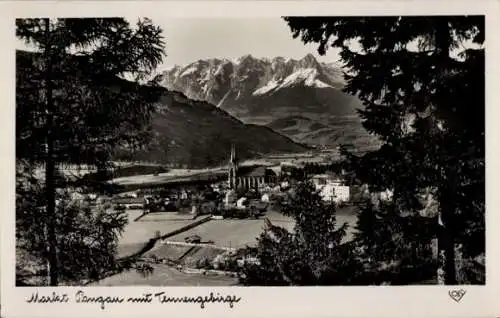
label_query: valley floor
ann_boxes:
[106,207,360,286]
[91,264,239,286]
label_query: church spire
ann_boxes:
[230,143,237,164]
[228,144,238,189]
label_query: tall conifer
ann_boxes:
[283,16,484,284]
[16,18,166,285]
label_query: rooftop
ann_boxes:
[237,166,277,178]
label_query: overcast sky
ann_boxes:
[15,17,342,72]
[138,17,342,71]
[16,17,477,75]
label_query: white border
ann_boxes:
[1,1,499,317]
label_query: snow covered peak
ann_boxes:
[282,68,318,87]
[297,53,320,69]
[252,78,280,95]
[252,67,332,96]
[283,68,328,88]
[161,54,345,105]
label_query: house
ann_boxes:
[180,190,188,200]
[311,174,350,203]
[191,205,198,215]
[236,197,248,209]
[224,189,238,206]
[311,174,343,187]
[279,180,290,189]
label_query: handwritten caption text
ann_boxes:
[26,290,242,310]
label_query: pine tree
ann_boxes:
[283,16,484,284]
[240,182,360,285]
[16,18,166,285]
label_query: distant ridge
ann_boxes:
[122,89,309,167]
[16,50,309,168]
[161,54,378,150]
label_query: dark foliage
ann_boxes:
[16,18,166,285]
[284,16,484,284]
[239,182,362,285]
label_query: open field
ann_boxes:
[116,205,359,258]
[168,209,358,249]
[108,149,343,187]
[111,168,226,186]
[144,243,228,267]
[31,161,162,180]
[182,246,226,265]
[144,244,192,260]
[117,242,149,259]
[91,264,238,286]
[119,214,195,245]
[109,207,359,285]
[116,210,198,258]
[168,219,271,249]
[109,157,279,187]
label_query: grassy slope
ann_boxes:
[265,112,379,149]
[120,91,309,167]
[219,83,380,150]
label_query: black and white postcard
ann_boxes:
[1,1,499,317]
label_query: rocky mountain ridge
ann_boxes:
[16,49,309,168]
[160,53,353,121]
[160,53,378,150]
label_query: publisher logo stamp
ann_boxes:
[448,289,466,303]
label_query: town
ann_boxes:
[67,145,360,286]
[14,16,485,290]
[112,145,352,219]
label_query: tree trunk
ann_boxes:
[438,200,457,284]
[434,19,458,285]
[44,18,59,286]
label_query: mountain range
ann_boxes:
[161,54,378,149]
[16,50,308,168]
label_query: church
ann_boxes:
[227,145,277,190]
